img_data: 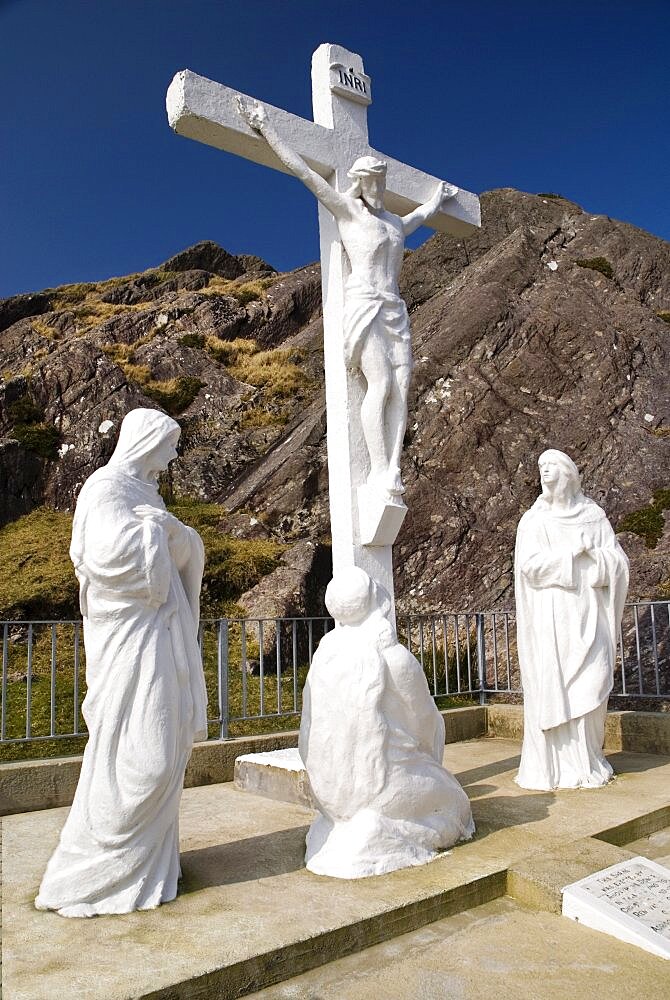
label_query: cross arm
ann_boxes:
[376,150,480,238]
[167,69,480,239]
[166,70,336,180]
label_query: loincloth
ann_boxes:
[343,277,412,370]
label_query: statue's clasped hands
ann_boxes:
[134,505,191,566]
[574,532,597,559]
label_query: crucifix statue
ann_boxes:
[167,43,480,624]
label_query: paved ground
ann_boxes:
[3,739,670,999]
[246,895,670,1000]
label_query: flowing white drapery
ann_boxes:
[515,495,628,790]
[36,415,207,917]
[300,609,474,878]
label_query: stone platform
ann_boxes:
[234,747,316,808]
[245,894,670,999]
[3,738,670,999]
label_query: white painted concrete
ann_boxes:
[563,856,670,959]
[166,43,480,623]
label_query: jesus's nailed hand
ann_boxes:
[236,96,267,133]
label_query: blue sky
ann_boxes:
[1,0,669,297]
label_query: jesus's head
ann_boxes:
[347,156,387,210]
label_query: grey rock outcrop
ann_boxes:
[1,190,668,614]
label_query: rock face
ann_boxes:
[1,198,669,613]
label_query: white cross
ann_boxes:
[167,43,480,620]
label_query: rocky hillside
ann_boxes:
[1,189,669,615]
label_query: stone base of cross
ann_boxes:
[167,43,480,623]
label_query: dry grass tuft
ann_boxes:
[199,276,274,303]
[206,337,310,399]
[30,319,60,340]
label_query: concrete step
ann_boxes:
[234,746,316,807]
[231,705,489,808]
[0,706,486,817]
[244,896,670,1000]
[3,738,670,1000]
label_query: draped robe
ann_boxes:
[515,496,628,790]
[342,275,412,370]
[299,612,474,878]
[36,467,207,916]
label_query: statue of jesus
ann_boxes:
[237,98,456,499]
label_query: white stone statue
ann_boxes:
[237,98,456,499]
[36,408,208,917]
[298,567,474,878]
[515,449,629,791]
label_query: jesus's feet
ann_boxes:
[367,467,405,499]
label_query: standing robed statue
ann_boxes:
[36,408,208,917]
[515,449,629,791]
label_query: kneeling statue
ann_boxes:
[299,567,474,878]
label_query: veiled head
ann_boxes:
[538,449,581,499]
[109,408,181,474]
[325,567,372,626]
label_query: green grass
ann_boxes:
[30,319,61,340]
[50,281,97,305]
[618,488,670,548]
[168,501,286,615]
[0,504,286,623]
[575,256,614,279]
[0,501,288,761]
[0,509,79,619]
[199,276,274,303]
[239,407,289,429]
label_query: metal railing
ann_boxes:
[1,601,668,749]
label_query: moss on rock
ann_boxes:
[7,388,61,459]
[575,257,614,279]
[141,376,203,416]
[12,422,61,459]
[618,488,670,548]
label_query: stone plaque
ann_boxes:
[329,61,372,105]
[562,856,670,959]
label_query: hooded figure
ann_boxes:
[36,408,207,917]
[299,567,474,878]
[515,450,629,790]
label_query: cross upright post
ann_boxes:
[167,43,480,624]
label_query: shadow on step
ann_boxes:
[179,824,310,892]
[455,755,521,786]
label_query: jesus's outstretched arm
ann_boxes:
[236,98,351,221]
[401,181,458,236]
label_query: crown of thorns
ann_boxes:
[347,156,388,179]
